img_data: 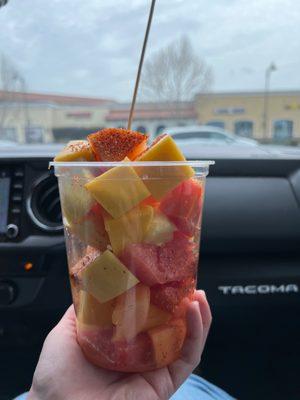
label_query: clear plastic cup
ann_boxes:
[50,160,214,372]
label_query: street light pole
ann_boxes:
[262,62,277,140]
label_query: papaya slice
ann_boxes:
[88,128,148,161]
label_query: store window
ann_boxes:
[25,126,44,144]
[0,127,17,142]
[206,121,225,129]
[234,121,253,137]
[273,120,293,141]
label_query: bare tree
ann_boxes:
[140,36,213,103]
[0,54,27,135]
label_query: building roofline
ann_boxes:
[196,89,300,97]
[0,90,115,105]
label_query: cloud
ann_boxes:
[0,0,299,100]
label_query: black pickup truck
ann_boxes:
[0,144,300,400]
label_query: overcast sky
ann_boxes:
[0,0,299,101]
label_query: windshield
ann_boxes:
[0,0,299,150]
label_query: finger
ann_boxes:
[168,300,203,389]
[52,305,77,337]
[193,290,212,350]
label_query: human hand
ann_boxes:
[28,290,212,400]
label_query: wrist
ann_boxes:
[27,387,39,400]
[27,379,60,400]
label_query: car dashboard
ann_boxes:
[0,148,300,400]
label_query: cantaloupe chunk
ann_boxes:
[112,284,150,341]
[85,165,150,218]
[148,319,187,367]
[54,140,95,161]
[104,205,153,254]
[81,250,139,303]
[88,128,148,161]
[77,290,114,328]
[137,135,194,199]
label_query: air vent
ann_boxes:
[28,174,63,232]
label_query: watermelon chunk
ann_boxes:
[151,278,195,314]
[77,327,153,372]
[160,178,203,236]
[120,232,197,286]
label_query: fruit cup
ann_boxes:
[50,160,213,372]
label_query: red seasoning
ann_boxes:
[88,128,148,161]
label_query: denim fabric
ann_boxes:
[14,374,234,400]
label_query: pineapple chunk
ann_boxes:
[77,290,114,328]
[104,205,153,254]
[144,211,175,246]
[81,250,139,303]
[54,140,95,161]
[85,165,150,218]
[137,135,194,199]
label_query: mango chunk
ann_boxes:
[85,165,150,219]
[54,140,95,161]
[144,211,176,246]
[81,250,139,303]
[112,284,150,341]
[77,290,114,328]
[105,205,154,254]
[137,135,194,199]
[60,172,95,224]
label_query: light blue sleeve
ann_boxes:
[14,375,235,400]
[14,394,28,400]
[171,374,235,400]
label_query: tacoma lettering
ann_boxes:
[218,284,299,295]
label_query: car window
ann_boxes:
[0,0,298,149]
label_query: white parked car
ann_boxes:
[167,125,258,147]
